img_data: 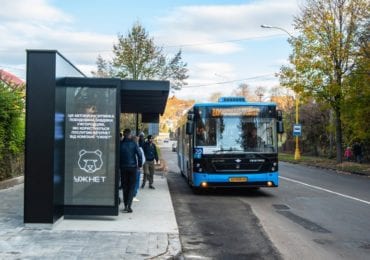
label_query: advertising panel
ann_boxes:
[64,87,116,206]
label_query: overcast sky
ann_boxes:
[0,0,302,101]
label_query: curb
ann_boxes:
[0,175,24,190]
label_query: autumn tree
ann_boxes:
[341,20,370,151]
[232,83,256,101]
[279,0,369,162]
[255,86,266,101]
[209,92,223,102]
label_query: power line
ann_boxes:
[0,33,286,54]
[181,74,275,88]
[162,34,285,48]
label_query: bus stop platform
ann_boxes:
[0,173,180,259]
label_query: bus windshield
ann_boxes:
[194,106,277,153]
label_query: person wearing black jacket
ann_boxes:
[141,135,159,189]
[120,128,142,213]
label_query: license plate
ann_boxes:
[229,177,247,182]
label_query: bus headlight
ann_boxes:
[271,167,275,172]
[267,181,273,187]
[201,182,207,187]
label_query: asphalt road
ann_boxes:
[249,162,370,260]
[161,144,370,260]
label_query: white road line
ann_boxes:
[280,176,370,205]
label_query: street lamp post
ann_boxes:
[261,24,301,160]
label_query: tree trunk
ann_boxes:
[328,109,334,158]
[334,108,343,163]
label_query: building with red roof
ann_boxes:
[0,69,25,87]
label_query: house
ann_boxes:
[0,69,24,87]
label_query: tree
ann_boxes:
[279,0,369,162]
[95,22,189,87]
[299,100,331,156]
[232,83,256,101]
[91,55,112,78]
[341,21,370,150]
[161,50,189,90]
[93,22,189,133]
[0,81,25,180]
[209,92,223,102]
[255,86,266,101]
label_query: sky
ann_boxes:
[0,0,302,101]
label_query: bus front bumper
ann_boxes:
[193,172,279,188]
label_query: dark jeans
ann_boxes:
[121,167,137,209]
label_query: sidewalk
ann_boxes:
[0,173,181,259]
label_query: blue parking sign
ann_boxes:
[293,124,302,137]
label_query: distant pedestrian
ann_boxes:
[120,128,142,213]
[138,132,145,147]
[141,135,159,189]
[352,142,363,163]
[132,135,146,202]
[344,146,352,161]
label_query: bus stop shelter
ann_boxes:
[24,50,169,224]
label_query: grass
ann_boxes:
[279,153,370,176]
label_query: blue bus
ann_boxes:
[176,97,284,192]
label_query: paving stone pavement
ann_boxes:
[0,176,181,260]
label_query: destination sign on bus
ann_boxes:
[211,107,260,117]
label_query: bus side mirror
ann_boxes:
[186,121,193,135]
[276,110,284,133]
[277,121,284,134]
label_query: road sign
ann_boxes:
[293,124,302,137]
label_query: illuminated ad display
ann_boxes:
[211,107,260,117]
[64,87,116,206]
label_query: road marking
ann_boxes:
[280,176,370,206]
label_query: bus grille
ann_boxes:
[212,162,263,172]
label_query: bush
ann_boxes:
[0,81,25,181]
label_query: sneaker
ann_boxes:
[133,197,140,202]
[149,185,155,189]
[141,183,145,188]
[127,208,133,213]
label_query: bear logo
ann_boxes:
[78,149,103,173]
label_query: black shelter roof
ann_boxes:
[120,80,169,114]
